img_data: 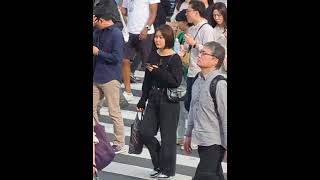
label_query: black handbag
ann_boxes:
[128,112,143,154]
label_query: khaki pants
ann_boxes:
[93,80,124,146]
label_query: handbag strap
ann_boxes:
[194,23,208,40]
[136,111,144,120]
[118,7,128,31]
[188,23,208,52]
[166,53,176,65]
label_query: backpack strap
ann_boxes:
[210,75,227,120]
[193,73,200,84]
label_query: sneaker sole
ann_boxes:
[150,173,160,178]
[157,177,171,179]
[114,147,127,154]
[123,94,134,102]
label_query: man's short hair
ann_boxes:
[176,9,187,22]
[175,9,193,26]
[189,0,206,18]
[93,4,113,21]
[204,41,225,69]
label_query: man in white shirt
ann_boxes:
[181,0,215,111]
[120,0,160,101]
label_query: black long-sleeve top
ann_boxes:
[139,51,183,104]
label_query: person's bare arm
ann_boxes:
[139,3,158,40]
[146,3,158,28]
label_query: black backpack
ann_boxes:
[187,73,227,119]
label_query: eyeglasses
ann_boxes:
[199,50,216,58]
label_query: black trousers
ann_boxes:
[193,145,226,180]
[140,91,180,176]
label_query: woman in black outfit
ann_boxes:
[137,24,183,179]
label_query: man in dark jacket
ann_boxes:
[93,0,123,30]
[93,9,126,153]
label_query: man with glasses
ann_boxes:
[184,41,227,180]
[181,0,215,111]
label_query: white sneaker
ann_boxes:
[150,169,160,178]
[157,173,172,179]
[123,91,134,102]
[112,145,127,154]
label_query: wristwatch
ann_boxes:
[145,25,151,30]
[192,43,197,48]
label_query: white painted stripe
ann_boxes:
[102,162,193,180]
[125,95,140,105]
[99,95,140,105]
[122,145,199,167]
[100,107,137,121]
[121,83,143,91]
[99,122,227,173]
[102,122,132,137]
[134,70,145,79]
[119,145,226,173]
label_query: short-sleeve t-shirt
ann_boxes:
[122,0,160,34]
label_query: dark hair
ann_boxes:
[176,0,185,11]
[199,0,214,6]
[208,0,214,6]
[212,2,227,29]
[189,0,206,18]
[94,14,113,21]
[155,24,175,49]
[93,5,113,21]
[176,9,193,26]
[204,41,225,69]
[175,9,187,21]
